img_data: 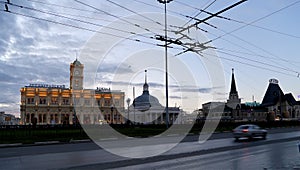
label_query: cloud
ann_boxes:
[169,95,188,99]
[0,0,95,116]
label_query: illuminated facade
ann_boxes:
[20,59,125,125]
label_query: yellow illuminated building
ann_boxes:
[20,59,125,125]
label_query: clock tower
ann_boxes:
[70,59,84,90]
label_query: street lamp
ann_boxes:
[126,98,131,124]
[157,0,173,128]
[110,105,114,124]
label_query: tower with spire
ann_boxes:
[227,68,241,109]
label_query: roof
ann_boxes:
[261,82,284,107]
[133,91,162,112]
[261,81,299,107]
[73,59,82,66]
[230,69,238,94]
[240,104,268,112]
[283,93,297,106]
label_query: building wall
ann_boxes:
[0,112,20,125]
[20,59,125,125]
[20,87,125,125]
[266,101,300,119]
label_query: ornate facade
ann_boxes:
[20,59,125,125]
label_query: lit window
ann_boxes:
[51,97,58,104]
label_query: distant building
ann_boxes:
[202,68,268,121]
[202,69,241,120]
[261,78,300,119]
[0,111,20,125]
[227,69,241,109]
[20,59,125,125]
[128,70,182,124]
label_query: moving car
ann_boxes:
[233,124,267,140]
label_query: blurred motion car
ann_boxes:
[233,124,267,140]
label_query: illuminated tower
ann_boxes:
[70,59,84,90]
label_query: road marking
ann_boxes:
[228,154,255,162]
[167,134,179,137]
[34,141,59,144]
[0,143,22,147]
[100,138,118,141]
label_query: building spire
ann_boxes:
[143,70,149,93]
[227,68,241,108]
[145,70,147,84]
[230,68,237,94]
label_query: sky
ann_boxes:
[0,0,300,116]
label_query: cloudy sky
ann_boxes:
[1,0,300,116]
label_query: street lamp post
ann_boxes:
[126,98,131,124]
[157,0,172,128]
[110,105,114,124]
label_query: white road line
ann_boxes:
[100,138,118,141]
[167,134,179,137]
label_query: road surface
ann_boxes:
[108,140,300,170]
[0,127,299,169]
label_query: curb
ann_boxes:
[0,139,91,148]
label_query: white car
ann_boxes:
[233,124,267,140]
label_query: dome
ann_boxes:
[73,59,82,66]
[132,70,163,111]
[133,91,162,112]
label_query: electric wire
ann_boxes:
[74,0,158,35]
[4,2,153,39]
[103,0,197,52]
[27,0,163,26]
[200,51,296,78]
[106,0,162,26]
[0,9,185,51]
[208,0,300,43]
[174,0,217,27]
[4,0,300,78]
[216,50,298,74]
[181,1,300,76]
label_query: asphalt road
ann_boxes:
[0,127,299,169]
[108,140,300,170]
[0,126,298,158]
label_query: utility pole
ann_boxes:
[157,0,172,128]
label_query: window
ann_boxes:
[104,99,111,106]
[97,99,101,106]
[114,100,120,107]
[62,98,69,105]
[75,80,79,87]
[27,98,34,104]
[51,97,58,104]
[84,99,90,105]
[39,98,46,104]
[74,98,80,105]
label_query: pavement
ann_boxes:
[0,126,298,148]
[0,127,299,170]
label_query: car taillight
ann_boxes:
[242,129,248,133]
